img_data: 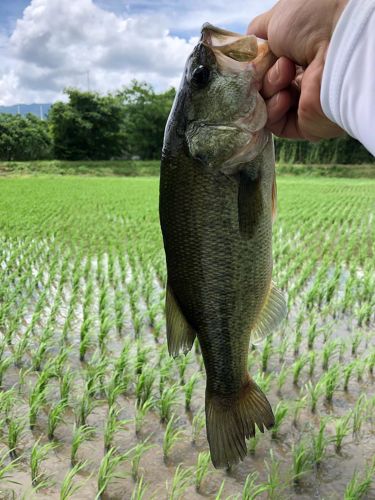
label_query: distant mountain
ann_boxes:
[0,103,53,118]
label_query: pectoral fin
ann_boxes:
[238,169,263,238]
[251,282,287,342]
[166,284,196,357]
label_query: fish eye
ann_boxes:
[191,65,210,89]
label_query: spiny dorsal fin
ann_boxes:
[251,281,286,343]
[166,284,196,357]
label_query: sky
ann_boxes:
[0,0,275,105]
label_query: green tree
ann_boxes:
[0,113,52,161]
[49,89,126,160]
[118,82,175,160]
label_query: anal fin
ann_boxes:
[166,284,196,357]
[251,281,287,343]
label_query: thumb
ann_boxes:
[247,11,272,39]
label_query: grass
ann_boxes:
[0,159,374,178]
[0,175,373,498]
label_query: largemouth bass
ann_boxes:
[159,24,286,468]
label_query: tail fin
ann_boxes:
[205,376,274,468]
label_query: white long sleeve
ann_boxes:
[321,0,375,156]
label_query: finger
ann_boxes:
[247,11,272,39]
[267,109,305,139]
[266,89,293,126]
[262,57,296,99]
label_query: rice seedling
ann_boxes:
[30,440,57,487]
[135,342,151,375]
[308,350,316,377]
[131,475,148,500]
[60,461,88,500]
[343,360,356,391]
[71,424,95,466]
[276,364,289,395]
[292,394,307,427]
[278,337,289,363]
[291,440,312,485]
[0,448,22,485]
[29,385,47,430]
[293,326,302,356]
[7,417,26,459]
[351,332,362,356]
[215,480,226,499]
[241,472,268,499]
[75,386,96,427]
[253,371,272,393]
[135,367,155,407]
[47,399,68,440]
[96,447,128,500]
[355,359,366,383]
[130,440,154,481]
[367,350,375,375]
[305,379,325,413]
[184,372,200,411]
[0,388,17,420]
[333,414,351,453]
[271,401,288,439]
[352,394,367,437]
[103,405,131,451]
[0,356,12,387]
[344,462,375,499]
[168,464,193,500]
[261,336,273,372]
[195,451,211,492]
[159,383,179,423]
[134,397,154,435]
[163,414,184,463]
[264,450,282,499]
[292,355,306,385]
[311,419,328,467]
[176,353,192,385]
[324,364,340,402]
[191,409,206,445]
[247,431,261,455]
[322,340,338,371]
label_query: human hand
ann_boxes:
[248,0,348,140]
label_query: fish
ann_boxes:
[159,23,287,469]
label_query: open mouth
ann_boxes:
[200,23,275,80]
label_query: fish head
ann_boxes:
[181,24,275,172]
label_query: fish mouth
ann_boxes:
[200,23,275,81]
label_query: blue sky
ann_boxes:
[0,0,275,105]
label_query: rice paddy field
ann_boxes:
[0,175,374,499]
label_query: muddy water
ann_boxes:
[0,268,374,500]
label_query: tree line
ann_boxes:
[0,81,373,164]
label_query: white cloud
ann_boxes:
[0,0,276,105]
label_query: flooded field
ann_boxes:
[0,176,374,499]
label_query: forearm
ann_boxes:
[321,0,375,155]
